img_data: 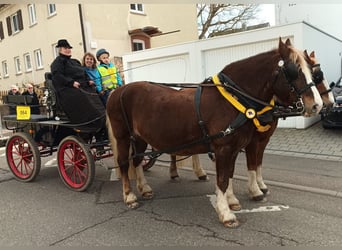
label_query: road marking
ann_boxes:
[206,194,289,213]
[44,158,57,167]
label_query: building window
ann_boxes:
[47,4,56,17]
[34,49,43,69]
[24,53,32,72]
[0,21,4,40]
[28,4,37,26]
[2,61,8,77]
[130,4,144,14]
[12,13,20,33]
[132,39,145,51]
[6,10,23,36]
[14,56,22,74]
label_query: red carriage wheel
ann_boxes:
[57,136,95,192]
[5,132,41,182]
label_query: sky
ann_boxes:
[256,4,275,26]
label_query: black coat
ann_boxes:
[22,90,40,114]
[7,90,21,115]
[50,54,105,129]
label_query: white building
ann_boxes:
[275,3,342,41]
[123,21,342,129]
[0,4,198,90]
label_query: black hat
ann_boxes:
[56,39,73,49]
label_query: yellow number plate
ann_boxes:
[16,106,31,120]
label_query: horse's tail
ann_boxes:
[106,111,136,180]
[106,112,120,179]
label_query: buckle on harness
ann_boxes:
[245,108,256,119]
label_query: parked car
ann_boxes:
[321,78,342,128]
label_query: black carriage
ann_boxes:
[1,73,155,191]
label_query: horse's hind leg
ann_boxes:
[245,125,276,201]
[106,118,139,208]
[133,139,153,199]
[117,139,139,208]
[191,155,208,181]
[245,141,266,201]
[169,155,180,180]
[170,155,208,181]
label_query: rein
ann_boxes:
[120,60,313,162]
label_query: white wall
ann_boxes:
[276,4,342,41]
[123,22,342,129]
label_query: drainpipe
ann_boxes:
[78,4,86,53]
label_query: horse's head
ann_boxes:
[303,50,334,109]
[274,38,323,116]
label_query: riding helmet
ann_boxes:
[96,48,110,60]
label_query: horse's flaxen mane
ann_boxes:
[287,45,313,84]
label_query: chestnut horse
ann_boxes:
[106,38,323,228]
[167,50,334,204]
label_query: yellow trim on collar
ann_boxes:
[212,74,274,132]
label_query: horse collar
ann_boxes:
[212,73,274,132]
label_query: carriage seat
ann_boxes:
[2,95,49,122]
[44,72,68,121]
[3,95,34,105]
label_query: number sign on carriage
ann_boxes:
[16,106,31,120]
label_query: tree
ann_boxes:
[197,4,262,39]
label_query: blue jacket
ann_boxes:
[84,67,102,93]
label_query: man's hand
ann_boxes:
[73,81,80,88]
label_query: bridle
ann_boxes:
[311,63,332,96]
[277,60,315,97]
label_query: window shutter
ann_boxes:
[0,21,4,40]
[17,9,23,31]
[6,16,12,36]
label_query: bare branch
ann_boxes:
[197,4,263,39]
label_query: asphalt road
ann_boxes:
[0,146,342,247]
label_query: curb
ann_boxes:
[0,137,8,147]
[156,163,342,199]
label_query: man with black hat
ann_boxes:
[50,39,106,140]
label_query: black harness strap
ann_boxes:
[195,85,215,161]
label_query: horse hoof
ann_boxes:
[142,191,154,199]
[170,175,180,181]
[127,202,139,209]
[229,203,241,211]
[198,175,209,181]
[252,194,265,202]
[261,188,270,195]
[223,219,239,228]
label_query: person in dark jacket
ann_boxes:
[50,39,106,136]
[22,83,40,114]
[8,85,21,115]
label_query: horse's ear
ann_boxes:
[310,51,315,58]
[278,37,290,59]
[303,50,309,60]
[285,38,292,46]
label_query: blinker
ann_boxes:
[284,61,299,81]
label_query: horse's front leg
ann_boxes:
[226,178,241,211]
[215,151,240,228]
